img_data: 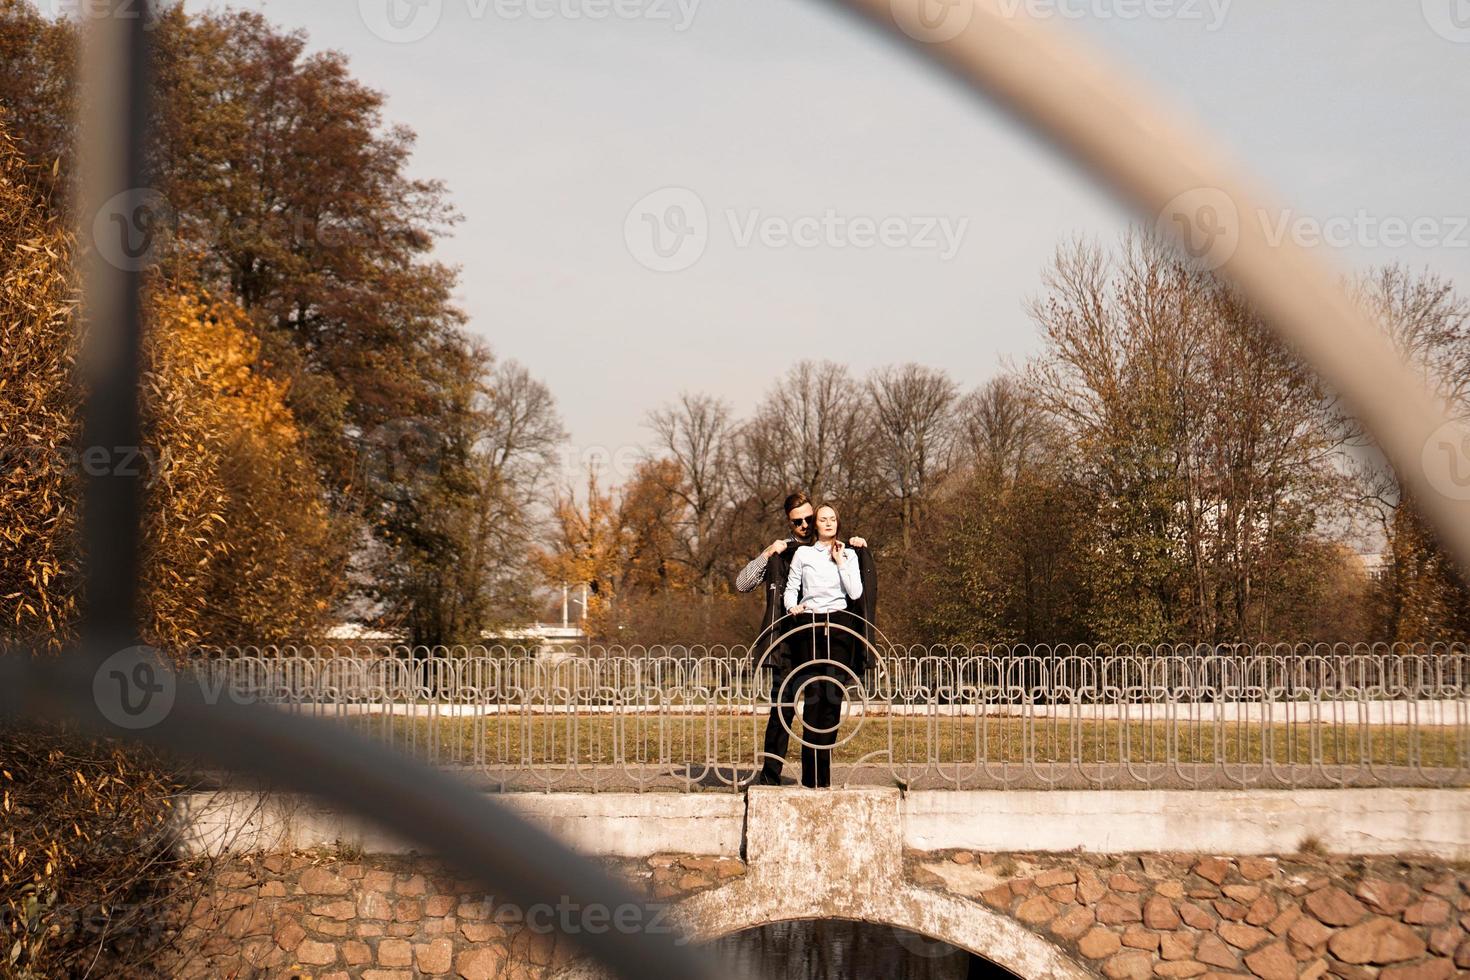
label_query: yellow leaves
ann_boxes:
[0,125,337,651]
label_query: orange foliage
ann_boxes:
[0,125,340,651]
[139,289,343,646]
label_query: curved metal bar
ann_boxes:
[1,652,725,980]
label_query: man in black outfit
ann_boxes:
[736,491,872,786]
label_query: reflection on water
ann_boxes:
[705,919,1020,980]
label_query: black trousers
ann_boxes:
[758,611,858,788]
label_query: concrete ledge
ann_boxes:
[178,791,746,858]
[903,788,1470,858]
[179,786,1470,860]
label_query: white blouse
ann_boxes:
[783,543,863,614]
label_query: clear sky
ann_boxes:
[189,0,1470,478]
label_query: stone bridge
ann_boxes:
[171,786,1470,979]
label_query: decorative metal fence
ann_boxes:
[188,641,1470,792]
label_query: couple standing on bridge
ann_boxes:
[735,491,878,789]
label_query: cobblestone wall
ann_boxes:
[169,850,743,979]
[172,848,1469,979]
[914,850,1470,980]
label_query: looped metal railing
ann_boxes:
[179,640,1470,792]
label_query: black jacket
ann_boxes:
[749,542,878,669]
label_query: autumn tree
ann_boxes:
[645,393,737,592]
[0,1,74,209]
[1353,267,1470,641]
[368,344,565,647]
[0,123,339,649]
[0,4,534,639]
[538,469,623,636]
[867,363,958,557]
[733,361,884,533]
[140,288,344,645]
[0,124,79,646]
[1022,233,1354,642]
[909,377,1094,644]
[148,8,466,482]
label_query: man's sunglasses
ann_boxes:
[789,515,813,528]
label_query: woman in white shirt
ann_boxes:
[781,503,863,788]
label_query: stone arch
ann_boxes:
[549,877,1092,980]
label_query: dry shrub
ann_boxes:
[0,726,200,978]
[0,127,80,650]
